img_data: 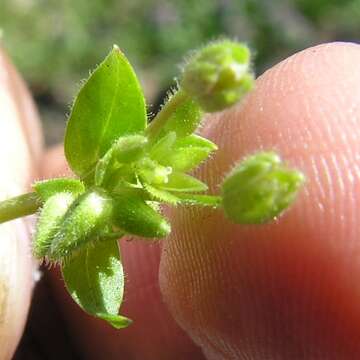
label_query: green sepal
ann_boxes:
[143,183,179,205]
[158,172,208,193]
[181,40,254,112]
[65,45,147,178]
[157,134,217,172]
[222,152,305,224]
[175,193,222,207]
[33,193,76,259]
[48,189,113,261]
[95,145,116,187]
[149,131,177,163]
[62,239,130,329]
[33,178,85,202]
[112,192,170,238]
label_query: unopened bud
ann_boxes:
[181,40,254,112]
[114,134,148,163]
[33,193,76,259]
[222,152,304,224]
[113,192,170,238]
[48,189,113,260]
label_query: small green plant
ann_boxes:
[0,40,304,328]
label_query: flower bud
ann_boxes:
[181,40,254,112]
[114,134,148,163]
[33,193,76,259]
[112,192,170,238]
[221,152,305,224]
[48,189,113,261]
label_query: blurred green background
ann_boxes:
[1,0,359,145]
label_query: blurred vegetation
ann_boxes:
[1,0,359,144]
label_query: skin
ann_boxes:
[1,41,360,359]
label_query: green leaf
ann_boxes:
[62,240,131,329]
[65,45,147,178]
[157,134,217,171]
[175,193,222,207]
[33,178,85,201]
[112,192,170,238]
[159,172,208,192]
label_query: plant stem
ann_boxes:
[0,192,42,224]
[146,88,188,141]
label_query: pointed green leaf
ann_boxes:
[33,178,85,201]
[65,45,147,178]
[159,172,208,192]
[62,239,131,329]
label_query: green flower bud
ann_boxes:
[112,192,170,238]
[48,189,113,261]
[114,134,148,163]
[181,40,254,112]
[33,192,76,259]
[221,152,305,224]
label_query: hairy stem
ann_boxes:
[0,192,42,224]
[146,88,188,141]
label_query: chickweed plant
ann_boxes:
[0,40,304,328]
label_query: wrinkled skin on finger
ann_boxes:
[0,48,42,359]
[160,42,360,359]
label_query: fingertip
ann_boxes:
[160,42,360,359]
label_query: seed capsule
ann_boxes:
[48,188,113,261]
